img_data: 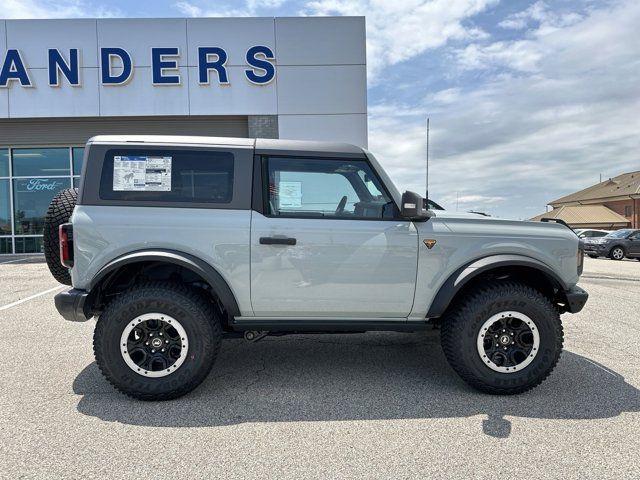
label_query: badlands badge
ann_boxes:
[423,239,437,249]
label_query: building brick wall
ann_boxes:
[603,199,636,227]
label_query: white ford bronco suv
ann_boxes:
[44,135,588,400]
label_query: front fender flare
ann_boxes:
[426,254,568,318]
[88,249,241,318]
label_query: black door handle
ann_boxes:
[259,236,297,245]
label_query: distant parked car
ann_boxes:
[582,229,640,260]
[574,229,611,239]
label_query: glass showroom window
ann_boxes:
[0,147,81,255]
[73,147,85,188]
[12,148,70,177]
[13,177,70,236]
[0,178,11,254]
[0,149,10,254]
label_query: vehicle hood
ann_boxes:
[417,212,581,288]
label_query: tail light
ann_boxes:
[577,246,584,276]
[59,223,74,268]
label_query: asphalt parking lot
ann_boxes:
[0,256,638,479]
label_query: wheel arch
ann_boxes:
[608,244,626,256]
[87,249,241,321]
[426,254,568,319]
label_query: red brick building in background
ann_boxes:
[532,170,639,229]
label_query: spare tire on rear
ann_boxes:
[43,188,78,285]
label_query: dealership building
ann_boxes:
[0,16,367,254]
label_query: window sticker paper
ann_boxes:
[113,155,172,191]
[278,181,302,208]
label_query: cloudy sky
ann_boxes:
[2,0,638,218]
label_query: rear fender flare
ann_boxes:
[88,249,241,318]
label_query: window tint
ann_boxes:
[100,149,234,204]
[12,148,70,177]
[265,157,395,219]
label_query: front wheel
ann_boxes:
[440,282,563,395]
[94,282,221,400]
[609,246,625,260]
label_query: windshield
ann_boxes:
[427,199,445,210]
[605,229,632,239]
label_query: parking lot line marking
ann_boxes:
[0,285,65,311]
[0,256,40,265]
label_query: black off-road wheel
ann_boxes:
[94,282,222,401]
[441,281,563,395]
[609,246,625,261]
[43,188,78,285]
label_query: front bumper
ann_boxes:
[562,285,589,313]
[583,243,609,255]
[54,288,91,322]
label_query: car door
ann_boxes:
[628,231,640,255]
[250,155,418,318]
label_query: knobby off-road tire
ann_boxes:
[441,281,563,395]
[94,282,222,401]
[43,188,78,285]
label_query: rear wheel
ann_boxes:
[43,188,78,285]
[609,246,625,260]
[94,282,221,400]
[587,254,598,259]
[441,282,563,395]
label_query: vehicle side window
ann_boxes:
[264,157,395,219]
[99,149,234,203]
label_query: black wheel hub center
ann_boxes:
[482,316,536,368]
[126,319,184,372]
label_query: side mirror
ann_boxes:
[401,191,431,221]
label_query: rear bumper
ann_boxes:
[562,285,589,313]
[54,288,91,322]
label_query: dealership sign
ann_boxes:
[0,46,276,88]
[23,179,65,191]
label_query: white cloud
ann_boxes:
[498,1,583,31]
[303,0,498,78]
[368,0,640,218]
[455,40,543,72]
[176,0,287,17]
[175,0,497,78]
[0,0,119,18]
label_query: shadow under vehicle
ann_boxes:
[73,332,638,438]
